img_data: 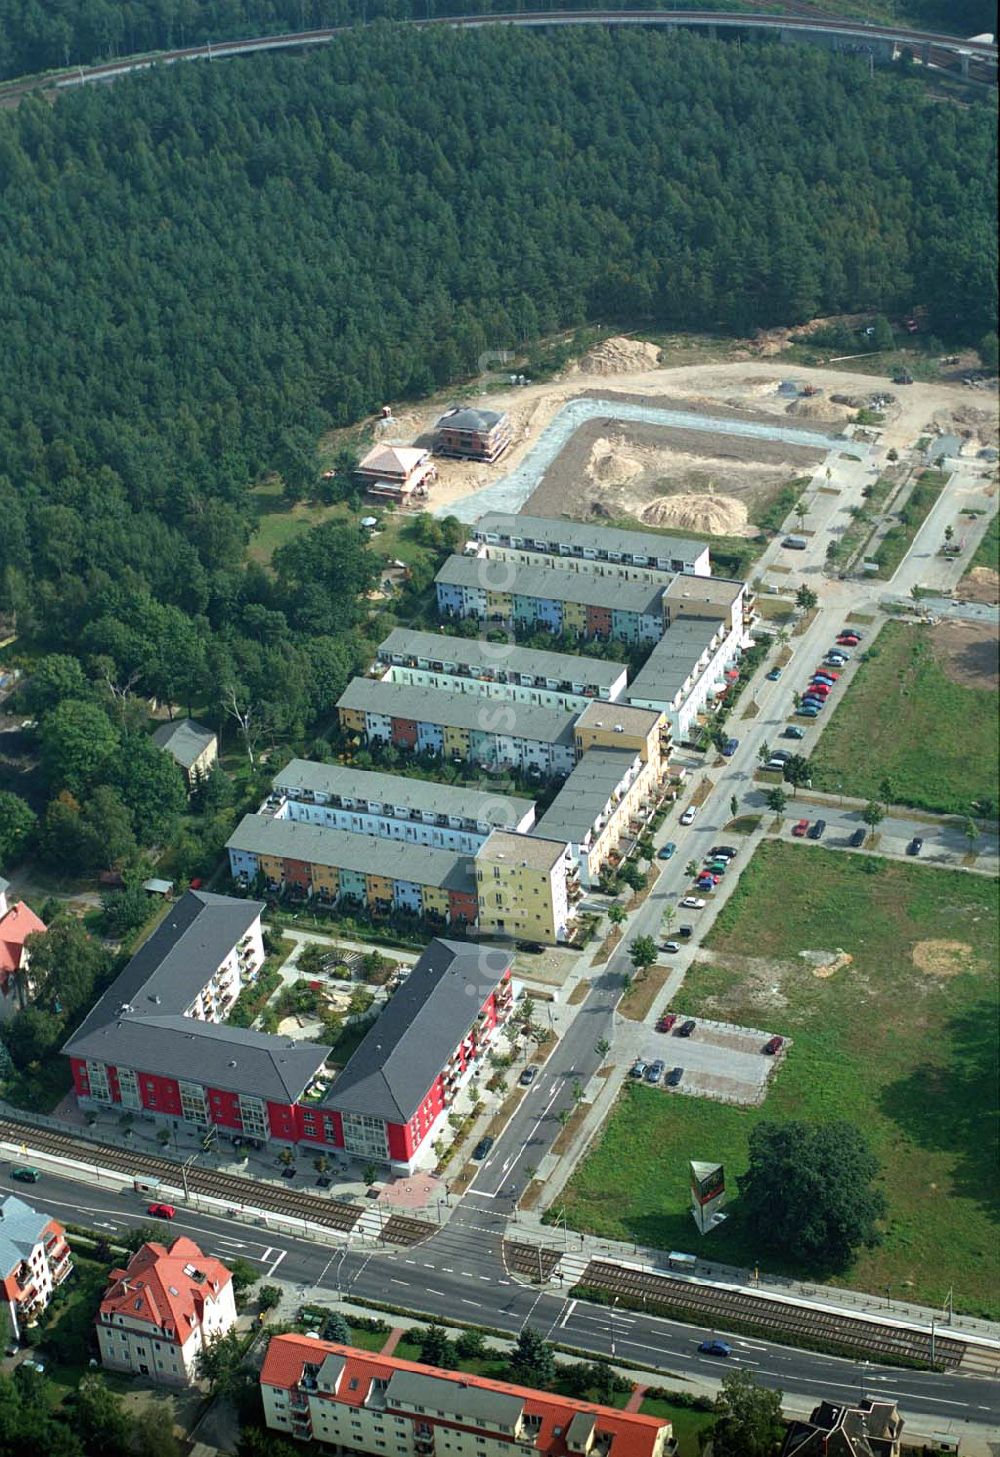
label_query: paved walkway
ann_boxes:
[381,1327,406,1356]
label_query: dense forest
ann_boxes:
[0,24,995,874]
[0,0,995,81]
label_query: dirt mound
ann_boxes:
[799,948,853,979]
[912,940,973,977]
[786,396,854,420]
[586,435,644,488]
[930,619,999,691]
[960,566,1000,606]
[642,491,749,536]
[579,335,662,375]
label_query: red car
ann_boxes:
[657,1013,678,1033]
[792,819,809,837]
[807,682,831,696]
[837,634,860,647]
[763,1035,784,1055]
[814,667,840,679]
[148,1203,176,1219]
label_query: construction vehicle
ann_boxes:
[893,371,914,385]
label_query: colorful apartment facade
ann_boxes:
[261,1336,676,1457]
[375,628,628,703]
[96,1237,236,1386]
[475,831,579,942]
[226,817,480,927]
[268,759,535,854]
[435,556,666,645]
[0,1196,72,1340]
[0,878,46,1020]
[337,677,577,776]
[471,511,710,576]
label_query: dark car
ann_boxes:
[722,737,739,757]
[763,1035,784,1055]
[658,841,677,860]
[519,1066,538,1087]
[316,1176,332,1188]
[666,1067,684,1087]
[679,925,693,939]
[711,846,738,859]
[645,1060,665,1085]
[698,1340,732,1358]
[907,836,924,856]
[807,819,826,840]
[766,667,782,681]
[471,1136,495,1161]
[848,827,866,847]
[784,726,806,739]
[676,1019,697,1038]
[282,1167,296,1179]
[516,941,544,954]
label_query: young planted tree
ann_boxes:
[607,904,627,927]
[765,786,787,815]
[861,800,885,842]
[795,584,818,611]
[628,935,658,975]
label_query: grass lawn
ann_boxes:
[805,620,999,815]
[639,1398,714,1456]
[559,842,999,1316]
[872,471,948,579]
[968,509,999,575]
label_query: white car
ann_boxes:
[680,896,706,910]
[680,807,697,825]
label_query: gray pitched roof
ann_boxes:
[533,748,639,845]
[376,627,625,692]
[226,816,477,893]
[324,940,513,1122]
[436,407,508,432]
[436,555,665,616]
[272,759,531,828]
[63,891,328,1103]
[151,717,217,769]
[0,1195,51,1276]
[337,676,577,745]
[472,511,705,566]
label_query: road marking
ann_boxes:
[390,1278,408,1286]
[260,1247,275,1262]
[266,1250,286,1277]
[560,1300,577,1329]
[461,1299,482,1308]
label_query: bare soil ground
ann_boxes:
[322,338,999,520]
[930,618,1000,691]
[959,565,1000,605]
[520,414,824,534]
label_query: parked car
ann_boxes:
[827,650,850,663]
[471,1137,495,1161]
[807,819,826,840]
[711,846,739,858]
[698,1340,732,1358]
[678,925,693,939]
[680,897,706,909]
[20,1359,46,1374]
[666,1067,684,1087]
[807,682,831,696]
[705,860,728,875]
[645,1060,665,1085]
[766,667,782,680]
[148,1203,176,1219]
[768,752,791,763]
[837,634,860,647]
[813,669,840,681]
[10,1167,41,1183]
[848,827,866,847]
[722,737,739,756]
[907,836,924,856]
[842,627,863,639]
[797,705,820,718]
[661,941,681,954]
[784,726,806,739]
[658,842,677,860]
[657,1013,678,1032]
[680,806,697,825]
[516,941,544,954]
[519,1066,538,1086]
[695,876,718,890]
[763,1035,784,1055]
[792,818,810,837]
[765,758,787,771]
[629,1061,648,1080]
[676,1019,697,1038]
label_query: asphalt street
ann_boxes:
[12,1161,999,1430]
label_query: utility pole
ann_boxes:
[930,1316,936,1367]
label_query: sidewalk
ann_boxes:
[510,1208,1000,1344]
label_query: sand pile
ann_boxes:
[579,336,662,375]
[799,948,853,979]
[642,491,749,536]
[786,396,854,420]
[586,436,644,487]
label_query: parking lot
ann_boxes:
[615,1015,786,1107]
